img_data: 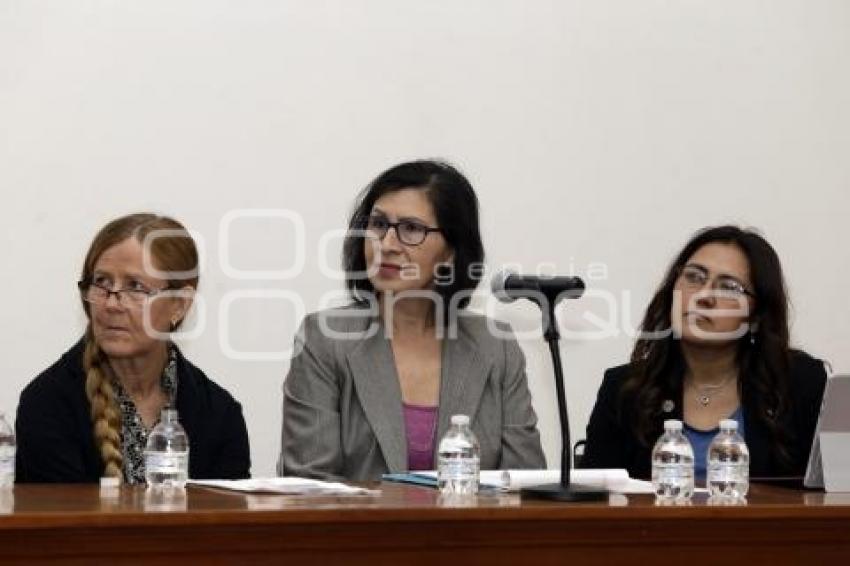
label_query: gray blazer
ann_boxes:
[278,306,546,481]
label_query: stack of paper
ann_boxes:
[491,469,654,494]
[390,469,655,494]
[188,477,379,496]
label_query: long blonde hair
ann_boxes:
[80,213,199,479]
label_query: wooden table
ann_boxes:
[0,482,849,564]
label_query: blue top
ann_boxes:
[684,407,745,479]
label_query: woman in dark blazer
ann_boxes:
[582,226,827,480]
[280,160,545,481]
[16,213,250,483]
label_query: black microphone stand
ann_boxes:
[520,286,609,502]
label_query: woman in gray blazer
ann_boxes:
[279,160,545,481]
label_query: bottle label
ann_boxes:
[0,446,14,470]
[708,463,748,480]
[438,456,479,480]
[145,451,187,472]
[658,466,688,480]
[0,445,15,486]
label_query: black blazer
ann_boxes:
[581,350,827,480]
[15,339,251,483]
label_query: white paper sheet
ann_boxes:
[416,469,656,494]
[187,477,380,496]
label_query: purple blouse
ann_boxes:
[403,402,438,471]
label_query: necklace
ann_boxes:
[689,374,736,407]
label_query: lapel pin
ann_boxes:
[662,400,675,413]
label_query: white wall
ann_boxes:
[2,0,848,476]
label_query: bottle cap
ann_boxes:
[663,419,683,431]
[450,414,470,426]
[719,419,738,431]
[161,408,179,422]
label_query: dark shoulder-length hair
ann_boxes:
[621,225,793,463]
[342,159,485,315]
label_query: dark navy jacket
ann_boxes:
[15,339,251,482]
[581,350,827,480]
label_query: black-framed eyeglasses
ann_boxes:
[78,279,171,308]
[360,214,442,246]
[678,265,755,300]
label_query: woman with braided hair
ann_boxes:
[15,213,250,483]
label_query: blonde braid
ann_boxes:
[83,333,123,480]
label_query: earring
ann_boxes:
[750,331,756,345]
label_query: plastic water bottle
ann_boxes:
[707,419,749,501]
[0,414,15,488]
[438,415,480,496]
[651,419,695,503]
[144,409,189,489]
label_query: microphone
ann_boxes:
[490,270,605,502]
[491,270,585,303]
